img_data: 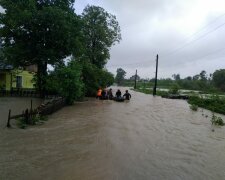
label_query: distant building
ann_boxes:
[0,62,36,90]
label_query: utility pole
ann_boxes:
[153,54,158,96]
[134,69,137,89]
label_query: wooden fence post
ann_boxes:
[31,99,33,111]
[7,109,11,128]
[25,109,29,124]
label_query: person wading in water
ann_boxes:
[123,90,131,100]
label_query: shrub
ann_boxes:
[190,104,198,111]
[169,83,180,94]
[211,114,224,126]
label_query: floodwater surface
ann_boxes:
[0,89,225,180]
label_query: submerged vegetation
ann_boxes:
[16,114,48,129]
[190,104,198,111]
[188,95,225,115]
[211,114,224,126]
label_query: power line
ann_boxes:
[191,47,225,61]
[163,17,225,57]
[182,12,225,42]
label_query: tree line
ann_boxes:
[115,67,225,93]
[0,0,121,104]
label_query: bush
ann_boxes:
[188,95,225,115]
[16,114,48,129]
[169,83,180,94]
[211,114,224,126]
[16,117,27,129]
[190,104,198,111]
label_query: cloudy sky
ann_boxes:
[75,0,225,79]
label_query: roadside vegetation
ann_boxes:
[188,95,225,115]
[211,113,224,126]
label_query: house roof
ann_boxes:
[0,61,13,70]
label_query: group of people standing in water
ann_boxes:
[96,88,131,100]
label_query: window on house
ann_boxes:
[16,76,22,88]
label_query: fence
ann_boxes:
[6,97,65,128]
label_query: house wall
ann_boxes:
[0,73,6,89]
[12,70,35,89]
[1,70,35,90]
[5,72,11,90]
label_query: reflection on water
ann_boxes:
[0,89,225,180]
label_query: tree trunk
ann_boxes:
[37,61,48,98]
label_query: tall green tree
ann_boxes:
[172,74,180,81]
[213,69,225,91]
[115,68,126,85]
[199,70,207,81]
[0,0,81,95]
[81,5,121,68]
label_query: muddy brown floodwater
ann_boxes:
[0,88,225,180]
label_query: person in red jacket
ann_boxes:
[96,87,102,99]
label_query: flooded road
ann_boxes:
[1,89,225,180]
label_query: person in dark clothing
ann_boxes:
[107,88,114,100]
[116,89,122,98]
[101,89,107,99]
[123,90,131,100]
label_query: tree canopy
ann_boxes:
[115,68,126,85]
[0,0,81,94]
[81,5,121,68]
[213,69,225,91]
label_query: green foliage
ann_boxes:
[81,5,121,68]
[213,69,225,91]
[0,1,121,98]
[169,83,180,94]
[16,114,48,129]
[16,117,27,129]
[46,61,84,105]
[211,114,224,126]
[190,104,198,111]
[115,68,126,85]
[188,95,225,115]
[81,62,114,96]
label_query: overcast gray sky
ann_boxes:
[75,0,225,79]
